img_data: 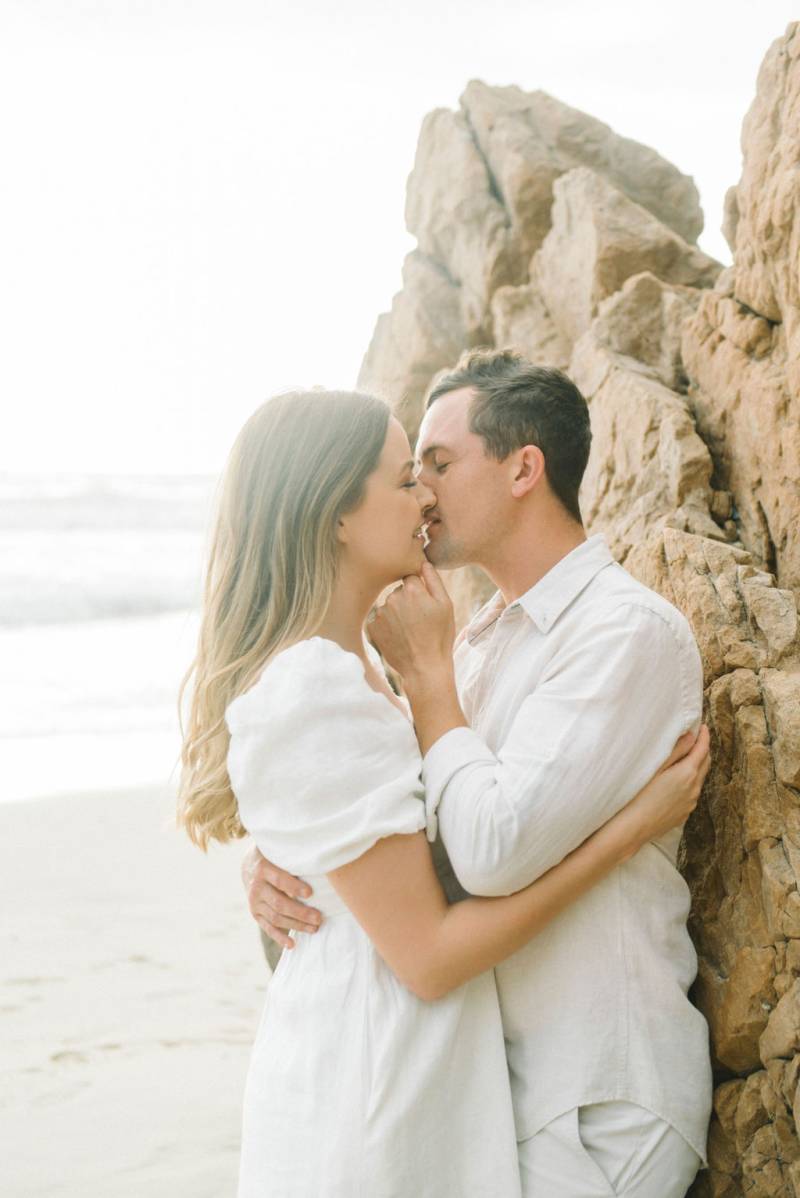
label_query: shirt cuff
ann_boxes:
[421,726,497,837]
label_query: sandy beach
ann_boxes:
[2,785,268,1198]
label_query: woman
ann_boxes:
[178,389,709,1197]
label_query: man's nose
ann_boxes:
[418,481,437,513]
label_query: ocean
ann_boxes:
[0,473,218,802]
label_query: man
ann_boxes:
[243,350,712,1196]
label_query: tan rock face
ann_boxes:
[536,168,720,345]
[490,282,570,371]
[460,81,705,253]
[585,271,702,392]
[357,250,464,437]
[682,24,800,592]
[405,108,523,342]
[729,26,800,351]
[625,533,799,1125]
[361,81,705,437]
[570,340,722,558]
[682,293,799,591]
[359,30,800,1193]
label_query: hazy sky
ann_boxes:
[1,0,795,476]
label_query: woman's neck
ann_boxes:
[315,568,380,661]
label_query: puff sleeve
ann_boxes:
[225,638,432,875]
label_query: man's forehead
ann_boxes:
[416,386,474,455]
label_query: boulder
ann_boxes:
[570,337,721,558]
[360,80,707,427]
[682,285,799,591]
[405,108,523,341]
[728,24,800,362]
[460,81,704,253]
[536,168,721,345]
[357,250,465,436]
[585,271,702,393]
[490,283,570,371]
[682,25,800,591]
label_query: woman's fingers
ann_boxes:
[659,730,696,773]
[661,723,711,778]
[671,726,711,780]
[696,751,712,792]
[686,726,710,777]
[693,723,711,761]
[682,726,712,811]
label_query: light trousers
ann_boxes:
[517,1101,702,1197]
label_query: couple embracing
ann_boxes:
[179,349,713,1197]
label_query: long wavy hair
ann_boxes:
[177,389,390,850]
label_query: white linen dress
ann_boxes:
[225,636,521,1198]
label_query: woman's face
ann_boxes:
[338,416,435,590]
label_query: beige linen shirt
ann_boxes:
[422,535,713,1162]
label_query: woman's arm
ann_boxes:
[329,726,709,1001]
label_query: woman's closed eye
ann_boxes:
[401,480,418,490]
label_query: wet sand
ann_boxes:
[1,785,268,1197]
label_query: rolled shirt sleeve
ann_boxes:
[422,602,702,897]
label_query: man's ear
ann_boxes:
[510,445,546,499]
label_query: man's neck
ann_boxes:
[483,521,588,606]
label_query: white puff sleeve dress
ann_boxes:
[225,637,521,1198]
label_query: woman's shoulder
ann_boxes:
[225,637,389,733]
[265,636,365,690]
[226,637,426,871]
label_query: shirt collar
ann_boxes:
[463,590,506,643]
[464,535,615,643]
[516,535,615,633]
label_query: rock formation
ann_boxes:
[359,24,800,1196]
[360,83,708,432]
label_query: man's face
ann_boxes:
[415,387,510,570]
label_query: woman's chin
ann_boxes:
[393,542,426,579]
[410,540,427,570]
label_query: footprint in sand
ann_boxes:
[34,1079,91,1106]
[8,976,64,986]
[50,1049,89,1065]
[127,953,171,970]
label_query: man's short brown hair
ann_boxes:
[426,348,592,523]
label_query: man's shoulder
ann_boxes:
[577,561,696,648]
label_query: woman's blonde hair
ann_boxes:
[177,389,390,849]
